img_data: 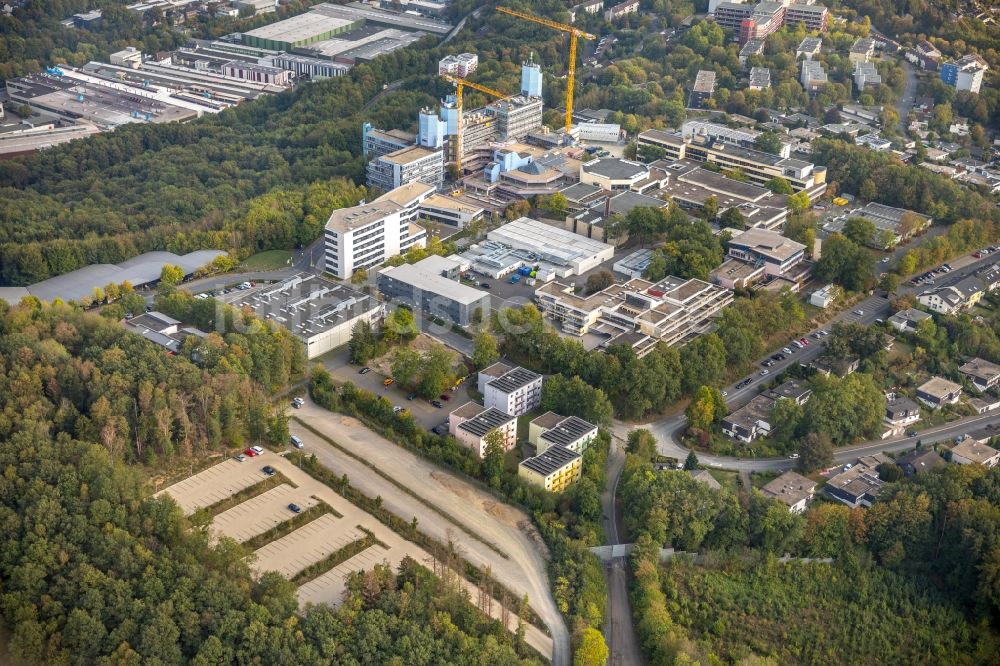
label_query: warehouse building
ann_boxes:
[377,255,491,326]
[222,273,384,359]
[241,10,361,51]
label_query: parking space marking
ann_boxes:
[210,484,319,543]
[157,458,269,515]
[296,543,394,608]
[251,514,363,579]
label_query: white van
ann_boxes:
[290,435,304,449]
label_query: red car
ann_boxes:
[244,448,258,457]
[799,338,809,345]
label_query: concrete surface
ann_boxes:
[210,483,318,543]
[289,400,569,665]
[297,543,392,607]
[252,514,366,579]
[156,458,268,515]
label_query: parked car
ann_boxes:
[782,347,794,355]
[290,435,303,449]
[235,453,247,462]
[244,448,258,457]
[251,446,264,455]
[480,282,491,289]
[438,394,450,401]
[292,397,304,408]
[431,400,444,408]
[383,378,394,386]
[288,503,302,514]
[262,465,275,476]
[788,453,800,459]
[393,406,404,413]
[854,309,864,316]
[359,367,371,374]
[407,392,417,400]
[760,369,769,376]
[799,338,809,345]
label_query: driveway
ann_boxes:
[288,399,569,665]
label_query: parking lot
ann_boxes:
[210,484,318,544]
[157,458,269,515]
[251,514,365,579]
[297,543,394,607]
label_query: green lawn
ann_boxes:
[707,469,740,493]
[240,250,294,271]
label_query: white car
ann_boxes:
[250,445,264,455]
[760,369,769,376]
[782,347,794,355]
[854,310,864,316]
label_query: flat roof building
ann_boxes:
[535,415,598,455]
[727,228,806,277]
[242,11,360,50]
[690,70,716,108]
[796,37,822,59]
[367,144,445,193]
[951,437,999,468]
[220,273,384,359]
[377,254,491,326]
[580,157,650,191]
[535,274,733,357]
[801,59,828,92]
[760,471,815,513]
[916,376,963,409]
[123,311,207,355]
[486,218,615,278]
[721,394,776,443]
[825,455,887,508]
[324,182,432,278]
[940,54,988,94]
[959,357,1000,393]
[748,66,771,89]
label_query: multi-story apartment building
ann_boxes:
[324,182,432,279]
[604,0,639,21]
[800,59,828,92]
[637,127,826,195]
[529,413,599,455]
[535,275,733,357]
[940,54,988,94]
[518,446,582,493]
[849,37,876,64]
[714,1,827,45]
[448,402,517,457]
[483,366,543,417]
[366,144,445,192]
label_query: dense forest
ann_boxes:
[0,291,540,663]
[620,434,1000,664]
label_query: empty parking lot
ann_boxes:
[297,543,393,607]
[157,458,269,515]
[251,514,366,579]
[210,484,318,543]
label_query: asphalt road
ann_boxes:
[600,439,644,666]
[895,58,918,125]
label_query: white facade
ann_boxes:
[324,182,433,279]
[487,218,615,277]
[578,123,622,143]
[110,47,143,69]
[483,367,543,417]
[438,53,478,78]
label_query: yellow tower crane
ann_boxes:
[495,6,595,135]
[442,74,512,173]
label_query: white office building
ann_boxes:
[324,182,433,279]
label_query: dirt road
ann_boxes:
[289,399,570,665]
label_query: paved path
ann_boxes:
[600,438,644,666]
[289,399,569,665]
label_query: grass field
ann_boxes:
[241,250,294,271]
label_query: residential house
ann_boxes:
[918,276,986,314]
[950,436,999,468]
[888,308,932,333]
[721,394,776,443]
[810,355,860,377]
[916,376,963,409]
[760,471,816,513]
[958,357,1000,393]
[883,392,921,437]
[766,379,812,405]
[824,455,888,508]
[689,469,722,489]
[895,448,944,476]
